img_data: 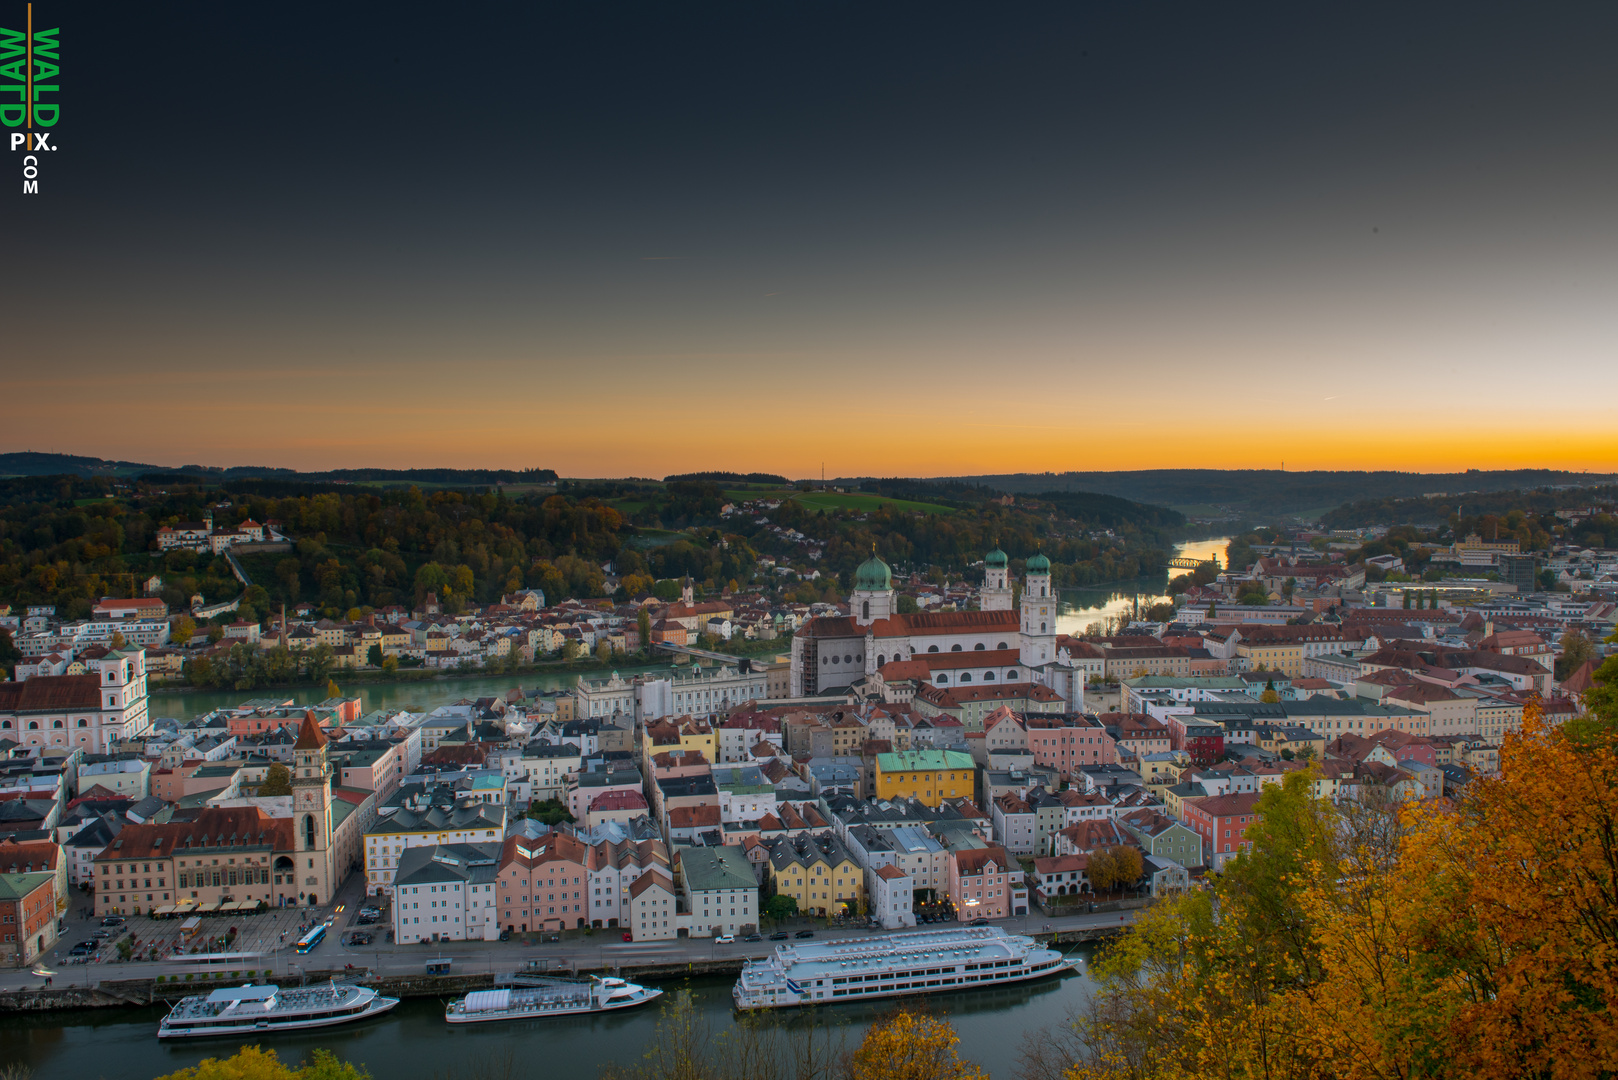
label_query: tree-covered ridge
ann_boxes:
[946,468,1618,516]
[0,471,1190,622]
[1321,484,1618,544]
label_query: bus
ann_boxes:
[295,925,327,954]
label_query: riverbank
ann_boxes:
[0,927,1117,1013]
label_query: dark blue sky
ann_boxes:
[6,2,1617,474]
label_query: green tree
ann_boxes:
[595,640,613,663]
[562,640,582,661]
[170,616,196,645]
[764,894,799,922]
[207,624,226,644]
[526,799,574,826]
[366,643,384,667]
[0,628,17,678]
[257,763,292,796]
[381,655,399,675]
[897,594,920,614]
[637,607,652,651]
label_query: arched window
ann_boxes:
[78,718,88,727]
[1007,670,1019,680]
[973,643,985,651]
[53,720,63,728]
[1041,622,1047,632]
[960,674,972,683]
[984,671,996,681]
[927,645,939,653]
[936,675,949,685]
[862,601,870,620]
[997,642,1008,650]
[877,655,886,668]
[0,720,9,729]
[951,644,962,652]
[304,814,317,848]
[27,721,38,730]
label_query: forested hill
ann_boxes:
[944,469,1618,518]
[0,452,556,486]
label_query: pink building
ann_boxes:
[1025,715,1116,779]
[948,845,1013,920]
[498,832,590,932]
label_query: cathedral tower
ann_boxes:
[851,549,895,626]
[980,545,1012,611]
[1020,552,1057,666]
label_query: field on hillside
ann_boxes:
[790,491,957,515]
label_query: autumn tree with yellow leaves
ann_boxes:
[846,1009,988,1080]
[1051,698,1618,1080]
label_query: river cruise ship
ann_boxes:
[732,926,1071,1009]
[157,982,400,1039]
[445,975,663,1024]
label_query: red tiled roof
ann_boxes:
[292,710,328,751]
[0,674,101,713]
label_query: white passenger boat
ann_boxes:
[157,982,400,1039]
[733,926,1071,1009]
[444,975,662,1024]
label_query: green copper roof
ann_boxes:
[1025,552,1051,574]
[984,547,1008,568]
[854,552,892,591]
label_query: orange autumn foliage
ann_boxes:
[1063,700,1618,1080]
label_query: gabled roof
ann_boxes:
[293,710,328,751]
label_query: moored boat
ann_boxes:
[445,975,662,1024]
[733,926,1071,1009]
[158,982,399,1039]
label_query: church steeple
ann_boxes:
[1020,551,1056,666]
[290,710,333,905]
[851,546,895,626]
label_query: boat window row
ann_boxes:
[830,959,1023,987]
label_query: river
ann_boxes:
[1055,536,1229,637]
[148,664,680,724]
[0,965,1095,1080]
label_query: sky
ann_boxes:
[5,2,1618,478]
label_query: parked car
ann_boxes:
[348,932,373,946]
[968,918,989,926]
[794,930,815,939]
[714,933,736,944]
[743,933,763,942]
[621,931,633,942]
[101,916,125,927]
[356,915,377,926]
[359,907,381,919]
[91,929,111,940]
[769,932,789,941]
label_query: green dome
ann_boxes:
[1025,552,1051,575]
[984,546,1008,568]
[854,552,893,591]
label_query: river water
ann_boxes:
[1055,536,1229,637]
[0,966,1095,1080]
[148,664,680,724]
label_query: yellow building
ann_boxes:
[642,718,717,764]
[873,750,975,807]
[765,835,864,916]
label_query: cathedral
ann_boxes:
[789,547,1089,708]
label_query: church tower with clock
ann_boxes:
[291,710,334,906]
